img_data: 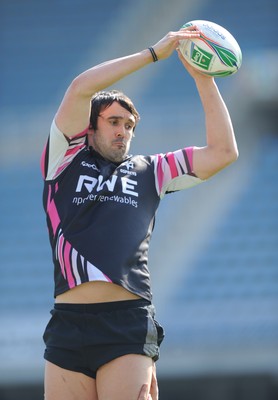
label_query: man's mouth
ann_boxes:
[113,140,125,148]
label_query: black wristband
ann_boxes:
[148,47,158,62]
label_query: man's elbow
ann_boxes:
[226,147,239,166]
[217,147,239,174]
[69,76,94,98]
[201,148,239,180]
[226,146,239,165]
[218,147,239,171]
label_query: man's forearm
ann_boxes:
[72,50,154,98]
[192,77,238,179]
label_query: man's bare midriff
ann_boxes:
[55,281,141,304]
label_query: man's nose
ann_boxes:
[115,127,125,137]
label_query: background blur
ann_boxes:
[0,0,277,399]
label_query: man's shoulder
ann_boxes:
[128,154,153,164]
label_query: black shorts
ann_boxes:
[43,299,164,379]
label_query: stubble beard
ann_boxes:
[95,141,129,163]
[108,145,129,163]
[89,133,130,163]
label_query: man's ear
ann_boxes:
[87,128,95,146]
[87,126,95,135]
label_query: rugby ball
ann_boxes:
[178,20,242,77]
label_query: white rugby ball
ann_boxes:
[178,20,242,77]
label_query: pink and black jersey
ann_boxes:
[41,121,203,301]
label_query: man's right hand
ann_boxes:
[138,384,152,400]
[138,364,158,400]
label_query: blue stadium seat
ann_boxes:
[168,134,278,348]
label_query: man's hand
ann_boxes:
[138,365,158,400]
[138,384,152,400]
[152,25,201,61]
[176,48,213,82]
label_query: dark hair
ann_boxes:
[89,90,140,131]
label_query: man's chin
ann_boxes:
[107,149,128,163]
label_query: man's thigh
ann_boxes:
[44,360,98,400]
[96,354,153,400]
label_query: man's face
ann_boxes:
[88,102,136,163]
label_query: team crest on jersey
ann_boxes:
[120,160,137,176]
[122,160,134,170]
